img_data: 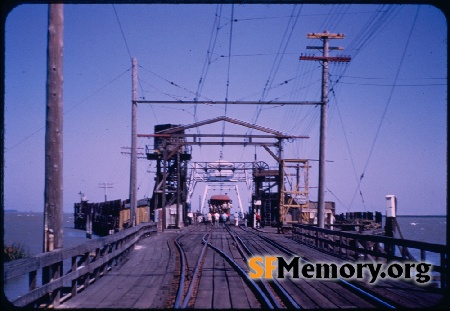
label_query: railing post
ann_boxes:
[71,256,77,297]
[374,242,379,261]
[84,252,91,289]
[100,246,108,276]
[345,237,350,258]
[364,240,369,261]
[29,270,37,292]
[421,249,426,262]
[94,248,101,281]
[315,229,319,247]
[50,261,63,307]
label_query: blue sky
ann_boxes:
[3,3,447,215]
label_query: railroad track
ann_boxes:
[172,225,265,309]
[174,226,379,309]
[234,225,396,309]
[171,224,445,309]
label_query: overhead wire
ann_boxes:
[248,5,303,134]
[109,5,413,210]
[5,68,131,153]
[191,4,224,162]
[222,4,235,151]
[259,4,400,209]
[355,6,421,195]
[324,5,415,212]
[112,4,132,60]
[194,5,223,113]
[329,85,365,212]
[308,5,404,210]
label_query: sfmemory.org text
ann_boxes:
[248,256,432,285]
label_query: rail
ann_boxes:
[202,232,274,309]
[3,222,157,308]
[292,223,447,289]
[231,226,301,309]
[173,232,210,309]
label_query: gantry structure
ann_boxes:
[140,115,312,228]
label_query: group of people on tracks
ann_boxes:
[187,210,248,228]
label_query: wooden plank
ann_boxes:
[212,234,232,309]
[265,229,444,308]
[57,232,171,309]
[308,279,375,308]
[224,229,259,308]
[149,237,178,308]
[194,243,214,309]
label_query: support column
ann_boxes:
[300,31,351,228]
[43,4,64,306]
[44,3,64,253]
[129,57,138,227]
[317,34,329,229]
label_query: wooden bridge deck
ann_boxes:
[57,225,446,309]
[58,231,178,309]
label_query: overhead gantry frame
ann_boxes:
[138,114,311,228]
[132,98,321,230]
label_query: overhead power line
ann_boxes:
[359,6,421,181]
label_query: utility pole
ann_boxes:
[98,182,113,201]
[44,3,64,253]
[43,4,64,306]
[129,57,138,227]
[300,31,350,228]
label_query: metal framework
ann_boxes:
[279,159,310,223]
[135,100,323,106]
[141,115,310,228]
[186,161,255,215]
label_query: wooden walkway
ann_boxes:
[57,225,446,309]
[59,231,179,309]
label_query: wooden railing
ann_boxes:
[3,222,157,308]
[292,223,447,289]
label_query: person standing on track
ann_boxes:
[221,212,228,227]
[187,210,193,225]
[207,212,212,227]
[214,211,220,227]
[234,211,239,226]
[255,213,261,228]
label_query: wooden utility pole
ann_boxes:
[44,3,64,253]
[99,182,113,201]
[300,31,350,228]
[130,57,138,227]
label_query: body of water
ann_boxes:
[3,212,100,301]
[3,212,93,256]
[394,215,446,245]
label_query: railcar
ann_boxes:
[208,194,232,215]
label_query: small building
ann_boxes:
[300,201,335,225]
